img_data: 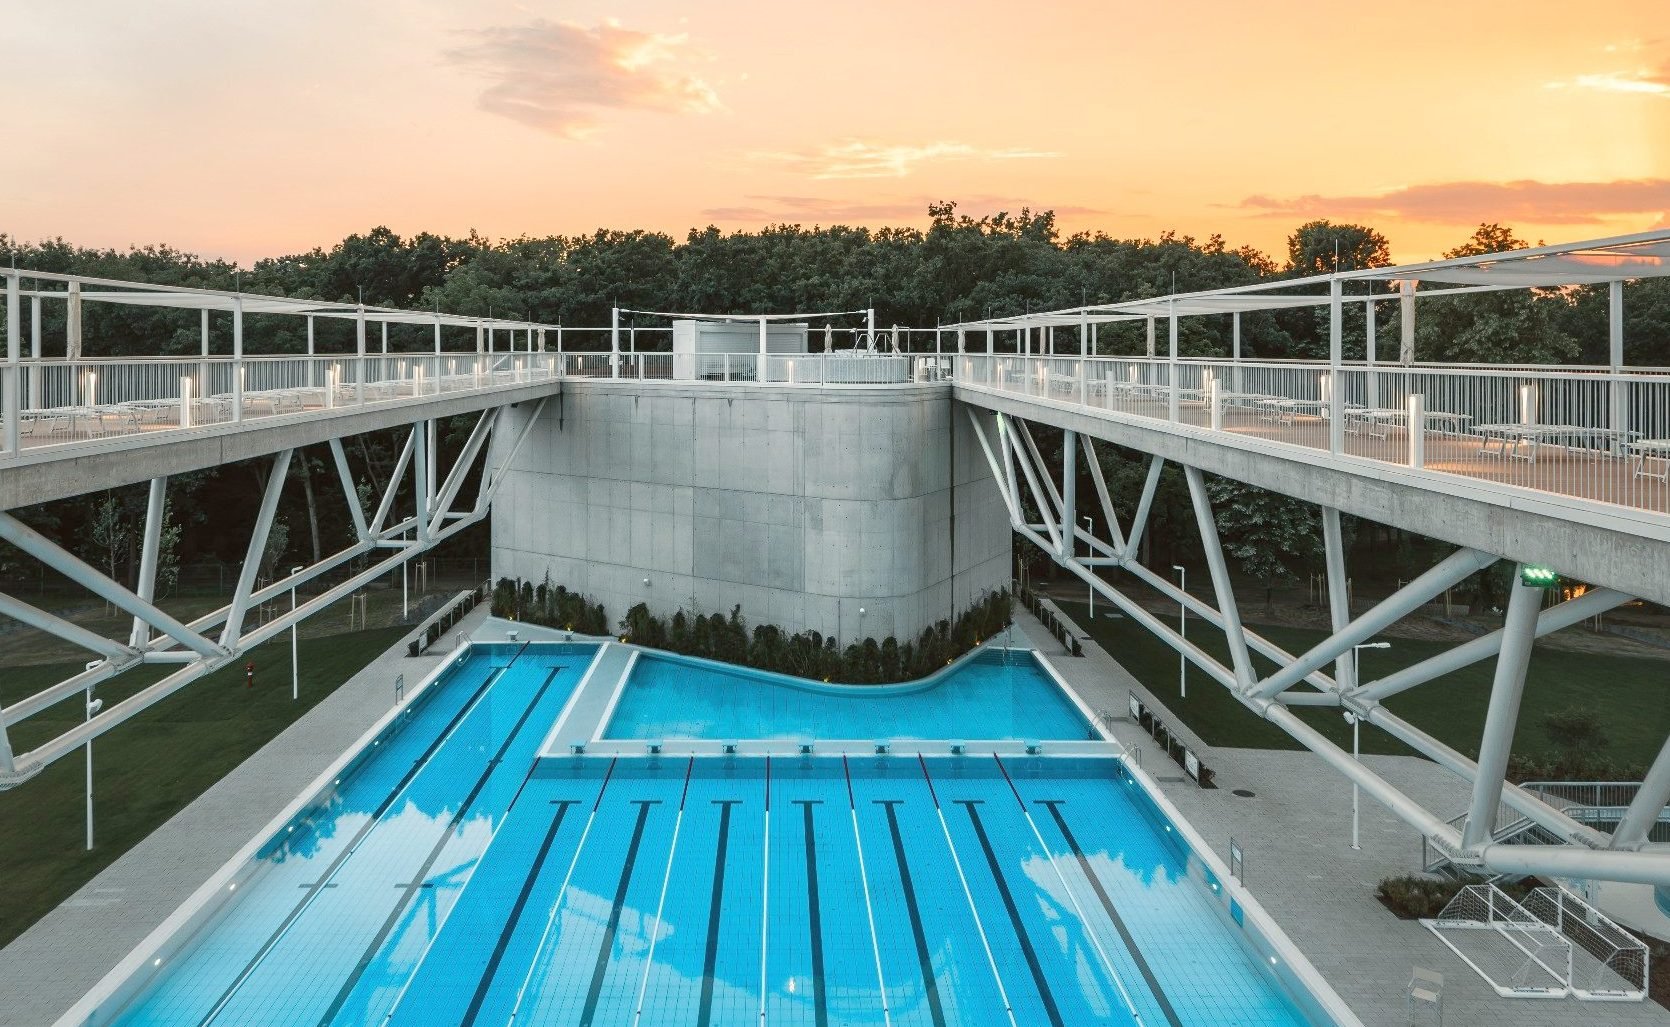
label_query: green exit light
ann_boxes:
[1521,565,1559,588]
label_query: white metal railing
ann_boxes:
[559,351,916,385]
[952,353,1670,518]
[0,352,558,451]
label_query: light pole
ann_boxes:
[1082,515,1094,618]
[290,565,304,701]
[1172,565,1187,698]
[84,659,103,851]
[1344,641,1391,850]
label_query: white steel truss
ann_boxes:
[967,407,1670,887]
[0,399,545,788]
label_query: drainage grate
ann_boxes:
[1232,788,1256,798]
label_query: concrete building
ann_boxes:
[486,379,1011,642]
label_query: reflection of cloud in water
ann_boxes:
[1019,851,1117,1019]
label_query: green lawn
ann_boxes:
[0,627,406,948]
[1057,600,1670,768]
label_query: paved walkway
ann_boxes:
[1013,607,1670,1026]
[0,605,490,1027]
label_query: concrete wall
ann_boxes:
[487,381,1010,642]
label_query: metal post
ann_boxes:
[414,419,431,544]
[434,316,442,355]
[1231,311,1243,395]
[1398,280,1416,364]
[290,565,303,701]
[1060,431,1077,562]
[1407,393,1425,468]
[85,681,96,850]
[1610,280,1627,439]
[1461,574,1542,849]
[1328,277,1344,454]
[1350,713,1360,849]
[1612,734,1670,848]
[1173,564,1187,697]
[232,294,245,422]
[1322,508,1353,689]
[4,273,18,455]
[305,313,313,355]
[355,305,366,404]
[220,450,293,649]
[29,289,41,409]
[759,317,769,381]
[610,307,620,378]
[1185,465,1254,687]
[1365,297,1378,409]
[1083,515,1095,618]
[381,320,388,354]
[131,477,168,648]
[1167,302,1180,422]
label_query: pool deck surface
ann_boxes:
[1014,605,1670,1027]
[3,603,1665,1026]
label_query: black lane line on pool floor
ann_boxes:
[459,798,580,1026]
[318,664,564,1026]
[1035,800,1184,1027]
[697,799,742,1027]
[794,799,829,1027]
[953,799,1066,1027]
[196,660,512,1027]
[875,800,948,1027]
[578,799,660,1027]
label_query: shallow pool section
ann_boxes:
[604,647,1095,742]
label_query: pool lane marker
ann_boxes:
[696,799,742,1027]
[758,756,772,1026]
[990,755,1149,1027]
[953,797,1065,1027]
[630,758,695,1027]
[457,797,579,1026]
[317,664,565,1026]
[917,757,1019,1027]
[875,801,948,1027]
[194,658,512,1027]
[505,756,618,1025]
[577,799,661,1027]
[1034,799,1182,1027]
[841,755,894,1027]
[794,799,829,1027]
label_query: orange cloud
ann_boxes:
[755,140,1057,180]
[1238,179,1670,225]
[446,20,720,138]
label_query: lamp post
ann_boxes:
[1082,515,1095,618]
[1344,641,1391,850]
[1172,565,1187,698]
[290,565,304,701]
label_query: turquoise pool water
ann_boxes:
[604,647,1096,741]
[90,642,1324,1025]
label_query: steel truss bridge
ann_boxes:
[3,231,1670,891]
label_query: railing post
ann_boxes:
[610,307,621,378]
[1610,279,1627,444]
[1328,277,1344,454]
[1231,310,1243,396]
[355,304,367,404]
[1167,302,1180,423]
[4,272,18,455]
[1407,393,1425,468]
[1210,379,1222,431]
[232,294,245,422]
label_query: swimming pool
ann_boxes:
[603,646,1095,742]
[71,640,1350,1026]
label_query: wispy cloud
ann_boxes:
[1546,63,1670,97]
[699,194,1103,224]
[754,140,1057,180]
[1236,179,1670,226]
[445,20,719,138]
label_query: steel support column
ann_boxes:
[1612,734,1670,849]
[1461,573,1542,849]
[1184,466,1254,686]
[130,476,168,648]
[1320,507,1354,689]
[220,450,293,649]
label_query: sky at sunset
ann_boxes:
[3,0,1667,266]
